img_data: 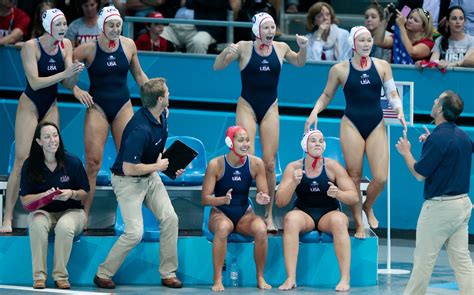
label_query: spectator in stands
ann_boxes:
[93,78,183,290]
[396,0,450,32]
[0,0,30,45]
[420,6,474,69]
[0,9,84,233]
[135,11,175,51]
[201,125,272,292]
[396,90,473,295]
[305,2,351,61]
[161,0,230,54]
[14,1,53,48]
[450,0,474,36]
[374,7,434,63]
[65,0,101,47]
[16,0,45,39]
[214,12,308,233]
[276,130,358,291]
[305,26,406,239]
[72,6,148,224]
[364,1,391,62]
[286,0,330,13]
[20,122,89,290]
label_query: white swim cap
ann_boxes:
[42,9,65,35]
[301,129,325,153]
[251,12,274,39]
[98,6,122,32]
[348,26,371,50]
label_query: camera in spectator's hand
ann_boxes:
[386,2,397,14]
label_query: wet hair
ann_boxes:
[140,78,167,108]
[441,6,465,53]
[439,90,463,122]
[28,122,66,183]
[306,2,338,33]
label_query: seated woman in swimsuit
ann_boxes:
[201,126,271,292]
[305,26,407,238]
[213,12,308,233]
[276,129,358,291]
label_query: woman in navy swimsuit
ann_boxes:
[276,130,358,291]
[201,126,271,292]
[1,9,84,233]
[305,26,407,238]
[72,6,148,218]
[214,12,308,233]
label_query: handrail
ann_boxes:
[123,16,253,44]
[123,16,253,28]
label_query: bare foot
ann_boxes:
[363,206,379,229]
[278,277,296,291]
[335,279,350,292]
[0,219,12,233]
[265,217,277,234]
[257,277,271,289]
[354,225,366,239]
[212,280,224,292]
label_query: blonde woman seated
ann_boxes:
[201,125,272,292]
[276,130,358,292]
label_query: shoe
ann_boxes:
[55,280,71,289]
[33,279,46,289]
[161,277,183,288]
[93,275,116,289]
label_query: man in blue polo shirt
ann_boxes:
[396,90,473,295]
[93,78,183,289]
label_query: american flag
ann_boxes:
[392,25,414,65]
[381,89,398,119]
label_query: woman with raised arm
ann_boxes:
[305,26,407,238]
[214,12,308,233]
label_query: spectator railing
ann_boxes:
[123,16,253,44]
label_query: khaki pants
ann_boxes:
[29,209,86,281]
[97,173,179,279]
[161,24,216,54]
[405,195,474,295]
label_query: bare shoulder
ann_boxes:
[208,156,224,173]
[76,41,95,55]
[373,57,390,70]
[237,40,253,54]
[287,159,303,170]
[248,154,264,168]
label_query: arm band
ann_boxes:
[383,78,401,110]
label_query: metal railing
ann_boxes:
[123,16,253,44]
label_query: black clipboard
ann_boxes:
[162,140,198,179]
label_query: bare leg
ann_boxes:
[236,211,271,289]
[363,122,388,229]
[278,210,315,290]
[259,102,279,233]
[340,117,366,238]
[1,96,58,232]
[237,99,277,231]
[208,209,234,292]
[318,211,351,291]
[83,107,109,219]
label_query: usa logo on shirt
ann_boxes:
[310,180,320,192]
[60,175,70,182]
[232,170,241,181]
